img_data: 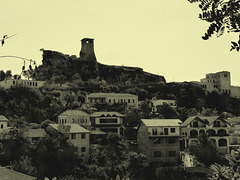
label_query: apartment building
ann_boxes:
[86,93,138,109]
[200,71,240,98]
[181,116,230,154]
[137,119,182,163]
[58,110,91,127]
[49,124,90,154]
[0,79,45,89]
[90,112,124,135]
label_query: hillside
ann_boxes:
[35,50,166,85]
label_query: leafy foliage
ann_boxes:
[189,133,224,167]
[188,0,240,51]
[208,149,240,180]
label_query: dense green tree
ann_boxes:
[31,130,79,179]
[0,123,30,165]
[5,70,12,78]
[157,104,180,119]
[138,101,151,119]
[190,133,224,167]
[71,133,147,180]
[124,108,141,127]
[11,156,38,177]
[0,70,6,81]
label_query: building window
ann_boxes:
[71,134,76,139]
[169,151,176,157]
[109,99,111,103]
[36,82,38,86]
[164,128,168,135]
[153,138,161,144]
[128,99,130,103]
[81,147,86,152]
[168,138,176,144]
[192,121,198,127]
[80,119,84,123]
[224,74,228,77]
[170,128,175,133]
[190,130,198,138]
[32,82,35,86]
[100,118,117,123]
[81,133,86,139]
[30,82,32,86]
[218,138,227,146]
[133,99,135,103]
[113,99,116,103]
[0,124,3,129]
[152,129,158,135]
[154,151,161,157]
[213,121,220,127]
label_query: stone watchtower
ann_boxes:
[79,38,97,62]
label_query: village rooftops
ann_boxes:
[87,93,137,98]
[90,112,125,117]
[0,115,8,122]
[181,116,228,127]
[0,166,37,180]
[25,129,46,138]
[49,124,90,133]
[141,119,182,127]
[59,110,89,116]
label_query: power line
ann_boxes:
[0,56,33,62]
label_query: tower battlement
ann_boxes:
[79,38,97,62]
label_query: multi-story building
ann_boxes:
[200,71,240,98]
[86,93,138,109]
[0,79,45,89]
[90,112,125,135]
[49,124,90,154]
[58,110,91,127]
[181,116,230,154]
[137,119,182,163]
[0,115,9,133]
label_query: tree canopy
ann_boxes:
[188,0,240,51]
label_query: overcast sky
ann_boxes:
[1,0,240,85]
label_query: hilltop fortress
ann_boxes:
[37,38,166,85]
[200,71,240,98]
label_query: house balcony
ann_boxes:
[189,129,229,138]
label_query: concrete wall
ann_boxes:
[68,132,90,154]
[138,123,180,163]
[0,121,8,133]
[0,79,45,89]
[58,114,91,126]
[148,126,180,136]
[86,94,138,108]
